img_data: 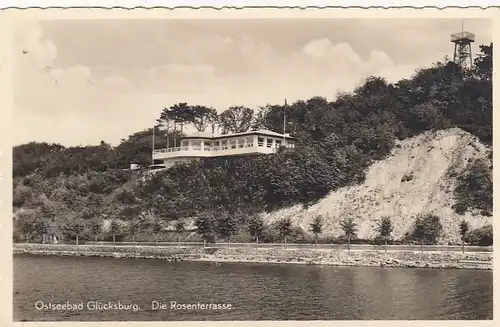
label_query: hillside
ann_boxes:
[262,128,492,244]
[12,44,493,246]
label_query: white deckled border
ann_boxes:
[0,0,499,9]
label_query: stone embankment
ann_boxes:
[14,244,492,270]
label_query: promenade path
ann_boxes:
[15,242,492,253]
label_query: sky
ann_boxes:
[13,18,491,146]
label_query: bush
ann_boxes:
[453,158,492,215]
[465,225,493,246]
[262,222,308,243]
[406,213,443,244]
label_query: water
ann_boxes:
[14,254,493,321]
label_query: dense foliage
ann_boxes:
[408,213,444,245]
[375,216,394,250]
[13,44,493,245]
[452,157,493,216]
[309,215,323,244]
[465,224,493,246]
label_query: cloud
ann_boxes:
[16,20,57,68]
[100,75,132,91]
[302,39,363,65]
[14,20,428,147]
[136,64,217,94]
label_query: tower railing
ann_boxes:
[450,31,475,42]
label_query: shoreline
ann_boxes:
[13,244,492,270]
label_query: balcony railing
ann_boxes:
[153,143,294,155]
[154,147,182,154]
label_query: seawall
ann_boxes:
[13,244,492,270]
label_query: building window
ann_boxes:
[230,139,237,149]
[192,140,201,150]
[181,140,189,147]
[246,137,254,147]
[204,141,212,151]
[237,138,245,148]
[266,138,273,148]
[275,139,281,148]
[257,137,264,147]
[221,140,228,150]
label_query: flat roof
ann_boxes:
[182,129,295,140]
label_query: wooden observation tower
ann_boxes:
[450,22,475,71]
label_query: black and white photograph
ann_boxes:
[9,9,493,321]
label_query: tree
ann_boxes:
[34,199,59,243]
[309,215,323,249]
[407,102,445,132]
[207,109,220,134]
[277,218,292,250]
[174,219,186,248]
[413,218,426,253]
[216,213,238,249]
[194,212,216,246]
[16,210,36,243]
[68,218,85,246]
[375,216,394,252]
[159,103,218,133]
[191,105,218,132]
[144,213,164,257]
[128,217,143,250]
[465,224,492,246]
[339,217,357,251]
[34,218,54,244]
[119,204,142,236]
[83,193,102,219]
[89,219,101,242]
[113,128,168,167]
[473,43,492,81]
[412,214,443,252]
[453,158,492,216]
[19,219,35,244]
[158,103,192,134]
[218,106,254,134]
[459,220,469,253]
[247,215,265,246]
[13,141,65,177]
[109,219,121,251]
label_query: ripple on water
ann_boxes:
[13,254,493,321]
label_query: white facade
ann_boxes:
[153,129,296,168]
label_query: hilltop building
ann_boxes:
[152,129,296,169]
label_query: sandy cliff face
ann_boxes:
[262,128,492,243]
